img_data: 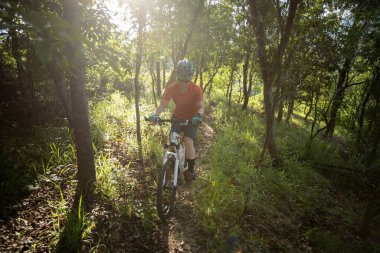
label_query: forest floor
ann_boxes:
[0,109,216,252]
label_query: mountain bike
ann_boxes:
[145,116,193,221]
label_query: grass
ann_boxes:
[0,124,73,211]
[56,195,95,252]
[193,97,374,252]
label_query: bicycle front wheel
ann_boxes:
[157,157,177,221]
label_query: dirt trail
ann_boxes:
[163,111,216,252]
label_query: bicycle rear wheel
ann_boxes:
[157,157,177,221]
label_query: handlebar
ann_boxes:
[144,116,195,125]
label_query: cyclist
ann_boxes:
[149,59,204,180]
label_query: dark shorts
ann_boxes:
[171,116,199,140]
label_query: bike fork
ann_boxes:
[162,145,179,187]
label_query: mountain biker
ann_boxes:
[149,59,204,181]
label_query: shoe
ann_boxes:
[184,170,196,181]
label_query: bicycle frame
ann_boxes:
[162,131,186,187]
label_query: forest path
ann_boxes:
[163,108,216,252]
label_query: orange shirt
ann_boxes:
[162,82,203,120]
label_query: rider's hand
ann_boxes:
[148,114,159,122]
[192,113,202,124]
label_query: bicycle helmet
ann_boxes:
[176,59,194,81]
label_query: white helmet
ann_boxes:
[176,59,194,81]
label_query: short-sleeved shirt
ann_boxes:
[162,81,203,120]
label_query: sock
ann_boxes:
[186,159,196,173]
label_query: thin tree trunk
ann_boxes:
[277,96,284,123]
[47,58,74,128]
[63,0,96,196]
[200,68,204,89]
[357,68,379,150]
[356,81,371,147]
[368,84,380,164]
[310,85,322,139]
[196,52,204,85]
[285,92,295,123]
[248,0,300,166]
[228,66,236,109]
[324,57,351,138]
[304,92,313,122]
[156,60,161,97]
[242,46,251,110]
[134,5,146,162]
[148,58,158,106]
[203,60,222,94]
[194,68,199,83]
[162,59,166,89]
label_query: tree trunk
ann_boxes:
[196,52,204,85]
[248,0,300,166]
[162,59,166,89]
[356,81,371,147]
[203,59,222,94]
[242,46,251,110]
[228,66,236,109]
[260,72,282,165]
[324,57,351,138]
[277,98,284,123]
[285,92,295,123]
[134,4,146,162]
[200,68,204,89]
[63,0,96,196]
[156,60,161,97]
[310,85,322,139]
[47,58,74,128]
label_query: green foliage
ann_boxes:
[56,196,95,252]
[194,99,365,251]
[48,183,68,248]
[32,143,76,175]
[90,92,135,147]
[95,150,119,199]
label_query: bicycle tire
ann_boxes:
[157,156,177,221]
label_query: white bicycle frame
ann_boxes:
[162,131,186,187]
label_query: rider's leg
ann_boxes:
[183,123,199,180]
[184,136,195,160]
[184,137,196,174]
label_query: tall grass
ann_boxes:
[89,91,166,226]
[56,195,95,252]
[194,98,364,251]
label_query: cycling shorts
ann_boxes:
[170,115,199,140]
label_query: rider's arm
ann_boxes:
[195,100,204,115]
[153,99,169,115]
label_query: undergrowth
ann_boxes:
[194,97,378,252]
